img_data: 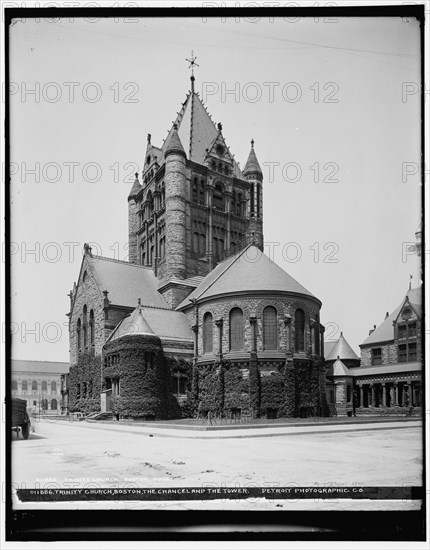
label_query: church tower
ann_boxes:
[244,140,264,251]
[127,57,265,306]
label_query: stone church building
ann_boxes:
[66,71,329,420]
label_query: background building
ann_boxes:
[11,360,69,415]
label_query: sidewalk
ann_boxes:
[38,416,421,440]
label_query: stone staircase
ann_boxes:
[356,406,421,417]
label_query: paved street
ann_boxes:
[12,418,422,510]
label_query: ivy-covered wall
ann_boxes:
[68,337,326,419]
[68,352,102,414]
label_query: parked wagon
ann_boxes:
[12,398,31,439]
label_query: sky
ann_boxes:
[7,13,422,362]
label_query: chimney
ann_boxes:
[368,324,376,336]
[385,312,389,319]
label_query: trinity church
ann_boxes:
[66,65,422,420]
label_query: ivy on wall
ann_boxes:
[68,352,101,414]
[249,361,260,416]
[279,359,296,417]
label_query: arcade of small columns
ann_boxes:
[191,313,325,360]
[355,377,421,408]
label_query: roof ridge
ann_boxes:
[90,255,154,269]
[194,244,252,302]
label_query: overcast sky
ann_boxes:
[8,14,422,362]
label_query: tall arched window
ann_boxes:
[203,312,213,354]
[89,309,94,345]
[83,305,88,348]
[213,182,224,211]
[32,380,38,391]
[22,381,28,392]
[295,308,305,352]
[229,308,244,351]
[42,381,47,391]
[51,399,57,410]
[250,183,255,216]
[77,318,81,351]
[51,381,57,392]
[263,306,278,350]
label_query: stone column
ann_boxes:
[249,316,257,353]
[310,319,316,356]
[359,385,364,408]
[382,383,387,407]
[284,314,292,356]
[368,384,373,407]
[215,319,223,360]
[393,383,398,406]
[408,382,413,407]
[192,324,199,360]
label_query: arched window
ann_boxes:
[213,182,224,211]
[295,308,305,352]
[147,190,154,216]
[257,183,261,217]
[199,181,205,205]
[42,381,47,391]
[229,308,244,351]
[32,380,38,391]
[42,399,48,410]
[83,305,88,348]
[51,381,57,392]
[263,306,278,350]
[203,312,213,354]
[22,380,28,392]
[12,380,17,390]
[250,183,255,216]
[77,318,81,351]
[51,399,57,410]
[89,309,94,345]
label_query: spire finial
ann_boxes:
[186,50,199,92]
[147,133,151,144]
[409,274,413,290]
[135,172,138,179]
[251,138,255,148]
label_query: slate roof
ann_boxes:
[128,174,142,199]
[160,91,243,176]
[177,245,320,310]
[361,287,421,346]
[108,304,193,343]
[12,360,69,374]
[87,255,168,309]
[325,333,359,362]
[331,358,351,377]
[165,126,186,156]
[348,362,422,378]
[243,143,262,175]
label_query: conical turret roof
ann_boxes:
[108,300,155,341]
[325,332,359,362]
[128,173,142,199]
[244,141,262,176]
[164,124,186,157]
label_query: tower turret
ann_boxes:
[244,140,264,251]
[127,172,142,264]
[163,124,188,279]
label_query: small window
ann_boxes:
[229,308,244,351]
[371,348,382,365]
[263,306,278,350]
[203,312,213,354]
[295,309,305,352]
[398,344,407,363]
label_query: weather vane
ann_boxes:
[186,51,199,78]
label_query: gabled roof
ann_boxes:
[361,286,421,346]
[177,245,320,310]
[12,360,69,374]
[86,255,169,309]
[325,333,359,362]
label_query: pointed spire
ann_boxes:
[165,123,186,158]
[128,172,142,200]
[244,139,262,176]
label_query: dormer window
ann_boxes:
[371,348,382,365]
[408,322,417,338]
[398,324,406,339]
[216,144,225,157]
